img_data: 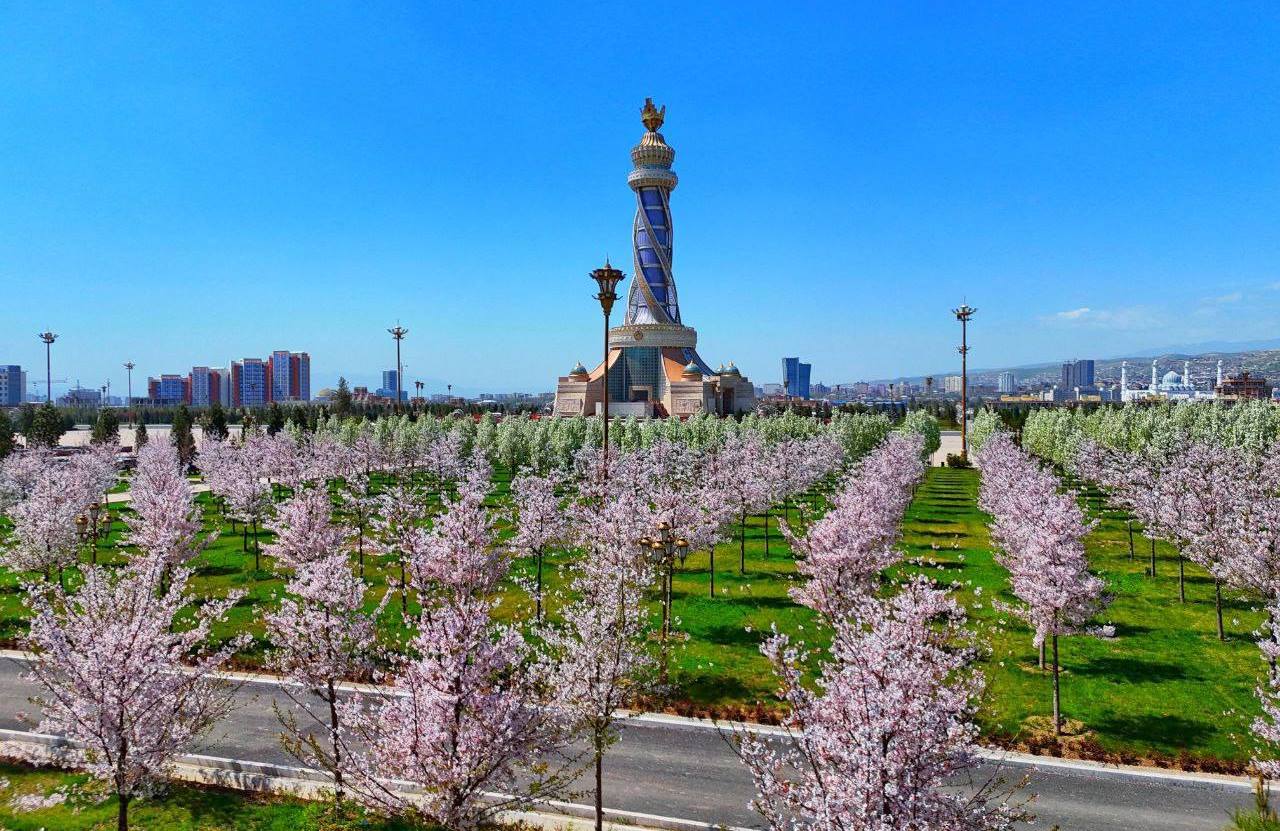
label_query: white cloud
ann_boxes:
[1203,291,1242,305]
[1041,305,1161,331]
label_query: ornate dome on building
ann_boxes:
[552,100,755,418]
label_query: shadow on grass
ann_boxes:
[696,623,767,649]
[675,672,755,704]
[1075,656,1191,684]
[1089,712,1214,750]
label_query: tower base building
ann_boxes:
[554,100,755,418]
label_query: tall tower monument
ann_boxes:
[553,100,755,418]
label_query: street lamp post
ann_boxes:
[414,379,424,407]
[952,304,977,461]
[388,324,408,411]
[124,362,135,423]
[590,260,625,467]
[38,331,58,402]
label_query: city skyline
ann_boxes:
[2,4,1277,396]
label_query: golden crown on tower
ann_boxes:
[641,98,666,132]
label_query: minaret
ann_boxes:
[1184,360,1192,389]
[624,98,681,326]
[1151,359,1158,391]
[1217,360,1224,387]
[1121,360,1128,391]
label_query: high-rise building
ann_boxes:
[0,365,23,406]
[147,374,190,406]
[189,366,228,407]
[944,375,964,394]
[998,371,1016,393]
[1061,359,1096,390]
[782,357,812,400]
[554,100,755,417]
[267,351,310,402]
[231,358,270,407]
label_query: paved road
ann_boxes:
[0,661,1254,830]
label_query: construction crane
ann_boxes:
[29,378,69,402]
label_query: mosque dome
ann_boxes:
[569,361,589,378]
[1162,370,1181,385]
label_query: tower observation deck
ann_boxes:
[553,100,755,418]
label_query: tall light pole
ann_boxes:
[38,331,58,403]
[123,362,135,421]
[387,324,408,411]
[952,304,977,461]
[590,260,625,467]
[414,379,423,406]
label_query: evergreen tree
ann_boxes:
[90,407,120,445]
[171,405,195,467]
[204,400,229,441]
[135,420,149,450]
[0,409,15,460]
[26,402,67,448]
[17,403,36,438]
[334,376,353,418]
[266,402,285,435]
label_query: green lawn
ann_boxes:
[0,466,1270,767]
[901,466,1264,769]
[0,762,413,830]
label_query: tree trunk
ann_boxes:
[118,794,129,831]
[253,520,261,571]
[1126,521,1134,560]
[1052,633,1061,736]
[400,558,408,617]
[739,510,746,574]
[327,678,344,802]
[709,547,715,599]
[357,532,365,579]
[1149,536,1156,577]
[1215,579,1225,641]
[1178,555,1186,602]
[535,549,544,623]
[1038,640,1045,670]
[594,748,604,831]
[763,509,770,557]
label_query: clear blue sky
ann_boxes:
[2,2,1278,396]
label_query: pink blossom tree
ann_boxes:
[266,550,386,801]
[977,434,1111,734]
[23,556,247,831]
[337,594,570,830]
[266,485,350,571]
[122,441,208,580]
[2,457,97,582]
[408,456,506,605]
[737,577,1022,831]
[509,468,568,622]
[372,478,429,616]
[543,492,658,831]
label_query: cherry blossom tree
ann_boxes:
[2,461,91,581]
[266,485,350,571]
[509,468,568,622]
[548,481,658,831]
[786,433,923,621]
[372,478,430,616]
[122,441,208,580]
[408,455,505,604]
[337,595,570,830]
[977,434,1111,734]
[737,577,1023,831]
[23,556,246,831]
[266,551,386,801]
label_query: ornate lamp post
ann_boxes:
[590,260,625,465]
[38,331,58,402]
[952,304,977,460]
[637,521,688,681]
[387,324,408,411]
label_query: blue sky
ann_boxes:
[2,2,1278,396]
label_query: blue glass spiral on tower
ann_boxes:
[624,99,682,326]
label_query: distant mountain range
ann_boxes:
[878,338,1280,388]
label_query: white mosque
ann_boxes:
[1119,359,1221,402]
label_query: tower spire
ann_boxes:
[623,99,681,326]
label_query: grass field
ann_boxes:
[0,465,1270,766]
[0,761,412,830]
